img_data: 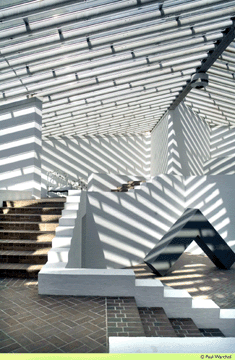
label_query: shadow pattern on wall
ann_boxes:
[83,175,185,269]
[41,134,150,196]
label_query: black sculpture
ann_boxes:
[144,208,235,276]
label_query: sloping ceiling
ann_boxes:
[0,0,235,137]
[185,40,235,126]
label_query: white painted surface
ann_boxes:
[168,103,211,176]
[67,190,85,268]
[109,337,235,353]
[204,156,235,175]
[38,267,136,296]
[151,112,168,176]
[0,98,42,198]
[41,133,151,197]
[83,174,185,269]
[210,126,235,158]
[0,190,32,207]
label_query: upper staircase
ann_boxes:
[0,198,66,278]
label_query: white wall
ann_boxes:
[0,190,32,207]
[41,133,151,197]
[82,173,235,268]
[204,126,235,175]
[151,112,168,176]
[168,103,211,176]
[210,126,235,158]
[0,98,42,198]
[83,175,185,269]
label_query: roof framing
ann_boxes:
[0,0,235,136]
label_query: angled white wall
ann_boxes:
[151,103,211,177]
[82,175,185,269]
[41,133,151,197]
[168,103,211,176]
[151,112,168,176]
[0,98,42,199]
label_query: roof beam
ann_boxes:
[168,19,235,111]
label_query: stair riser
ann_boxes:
[3,201,65,208]
[0,243,51,251]
[0,255,48,264]
[0,269,39,278]
[0,208,64,215]
[0,215,61,222]
[0,223,59,231]
[0,232,55,240]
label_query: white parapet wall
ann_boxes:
[109,337,235,353]
[0,190,32,207]
[38,265,136,297]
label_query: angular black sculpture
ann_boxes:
[144,208,235,276]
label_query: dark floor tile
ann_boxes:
[0,342,21,353]
[59,340,84,352]
[47,335,67,348]
[71,344,92,353]
[25,339,51,352]
[55,332,76,343]
[88,345,108,353]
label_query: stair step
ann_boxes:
[1,221,59,231]
[169,318,203,337]
[0,239,52,251]
[0,214,61,222]
[138,307,177,337]
[0,230,55,240]
[0,221,59,231]
[0,249,50,264]
[3,198,66,208]
[107,297,145,337]
[199,328,225,337]
[0,263,43,278]
[0,207,64,215]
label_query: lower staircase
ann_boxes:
[107,297,225,339]
[0,198,66,278]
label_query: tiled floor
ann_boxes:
[0,253,234,353]
[0,278,107,353]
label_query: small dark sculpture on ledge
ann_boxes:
[144,208,235,276]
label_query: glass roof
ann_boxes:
[0,0,234,136]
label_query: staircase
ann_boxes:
[0,198,66,278]
[107,297,225,340]
[111,180,145,192]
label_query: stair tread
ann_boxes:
[0,221,59,224]
[0,229,56,233]
[0,239,52,243]
[0,249,50,255]
[0,263,43,270]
